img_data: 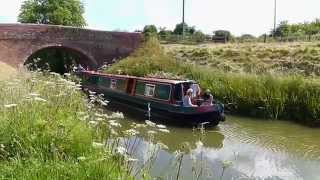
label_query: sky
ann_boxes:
[0,0,319,36]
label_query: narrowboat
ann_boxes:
[78,71,225,126]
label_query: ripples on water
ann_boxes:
[116,114,320,180]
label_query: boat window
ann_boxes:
[135,81,171,100]
[110,79,117,89]
[135,81,145,95]
[109,79,127,91]
[116,79,127,91]
[99,77,110,88]
[154,84,171,100]
[145,84,155,97]
[87,76,99,85]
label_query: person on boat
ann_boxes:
[201,89,214,106]
[183,89,198,107]
[190,83,201,99]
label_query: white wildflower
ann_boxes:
[111,112,124,119]
[95,113,104,117]
[126,158,139,162]
[92,142,104,148]
[64,73,71,76]
[77,112,86,116]
[145,120,156,127]
[124,129,139,136]
[34,97,47,102]
[173,150,182,158]
[100,100,109,106]
[89,121,98,126]
[157,142,169,150]
[45,81,55,85]
[108,120,121,127]
[196,141,204,148]
[158,129,170,133]
[80,115,89,121]
[147,130,157,135]
[110,128,118,136]
[110,122,122,127]
[89,91,96,95]
[77,156,86,161]
[156,124,167,129]
[50,72,60,76]
[4,104,17,108]
[96,118,104,122]
[108,120,117,124]
[29,93,40,97]
[116,146,126,155]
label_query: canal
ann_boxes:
[114,113,320,180]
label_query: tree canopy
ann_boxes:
[173,23,195,35]
[143,25,158,38]
[273,19,320,37]
[18,0,86,27]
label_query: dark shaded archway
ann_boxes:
[24,46,96,74]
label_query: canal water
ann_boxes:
[114,113,320,180]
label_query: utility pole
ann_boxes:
[273,0,277,37]
[182,0,185,40]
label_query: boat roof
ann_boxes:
[82,71,195,84]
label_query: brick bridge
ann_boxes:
[0,24,142,69]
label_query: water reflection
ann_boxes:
[112,110,320,180]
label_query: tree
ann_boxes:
[173,23,195,35]
[273,21,290,37]
[18,0,86,27]
[158,27,172,40]
[193,31,205,42]
[143,25,158,38]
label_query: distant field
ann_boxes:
[165,42,320,76]
[0,62,16,80]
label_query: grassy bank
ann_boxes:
[0,72,131,179]
[106,39,320,126]
[165,42,320,76]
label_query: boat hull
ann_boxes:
[84,85,225,127]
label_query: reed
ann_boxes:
[106,38,320,126]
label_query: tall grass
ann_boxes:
[0,72,129,179]
[106,38,320,126]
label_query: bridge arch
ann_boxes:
[0,24,142,70]
[24,44,98,73]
